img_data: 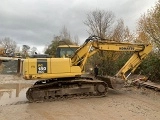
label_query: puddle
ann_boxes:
[0,83,32,106]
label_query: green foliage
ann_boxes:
[45,36,76,56]
[136,1,160,82]
[45,36,59,56]
[135,53,160,82]
[137,0,160,49]
[45,26,78,56]
[88,51,132,76]
[115,52,132,72]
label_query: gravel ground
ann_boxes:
[0,75,160,120]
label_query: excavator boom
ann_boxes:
[71,36,152,79]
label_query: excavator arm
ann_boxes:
[71,36,152,80]
[115,44,152,79]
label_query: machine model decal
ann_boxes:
[37,59,47,73]
[119,46,134,51]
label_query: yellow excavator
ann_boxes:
[18,36,152,102]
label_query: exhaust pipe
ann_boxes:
[17,59,23,76]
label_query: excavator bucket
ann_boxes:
[96,75,125,90]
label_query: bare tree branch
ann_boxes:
[84,9,115,39]
[0,37,17,54]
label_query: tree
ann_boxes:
[45,26,78,56]
[15,46,21,53]
[22,45,30,58]
[45,36,60,56]
[84,9,133,76]
[84,9,115,39]
[137,0,160,49]
[111,19,134,42]
[136,1,160,82]
[60,26,79,45]
[31,47,37,55]
[84,9,115,75]
[0,37,17,55]
[73,35,79,45]
[135,53,160,82]
[136,31,150,43]
[60,26,71,40]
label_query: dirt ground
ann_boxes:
[0,75,160,120]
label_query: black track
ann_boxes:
[26,77,108,102]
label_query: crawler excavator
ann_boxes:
[18,36,152,102]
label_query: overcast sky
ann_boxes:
[0,0,158,53]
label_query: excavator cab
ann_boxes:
[56,45,79,58]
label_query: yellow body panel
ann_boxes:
[28,59,37,74]
[51,58,70,73]
[23,58,82,80]
[70,66,81,73]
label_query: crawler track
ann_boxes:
[26,77,108,102]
